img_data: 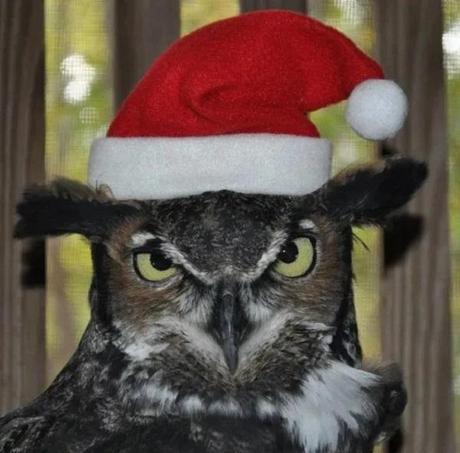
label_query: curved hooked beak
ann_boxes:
[211,283,248,373]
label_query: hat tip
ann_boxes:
[345,79,408,140]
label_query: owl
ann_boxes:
[0,157,425,453]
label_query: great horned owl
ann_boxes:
[1,9,422,453]
[0,157,425,452]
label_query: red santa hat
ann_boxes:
[88,10,407,200]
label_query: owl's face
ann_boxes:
[16,158,425,401]
[103,190,350,373]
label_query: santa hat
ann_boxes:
[88,10,407,200]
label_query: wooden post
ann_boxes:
[0,0,46,414]
[112,0,180,108]
[240,0,307,12]
[375,1,455,452]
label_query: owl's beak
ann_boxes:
[212,284,247,373]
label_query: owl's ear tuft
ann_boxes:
[14,178,140,240]
[320,157,427,225]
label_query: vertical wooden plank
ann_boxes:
[0,0,46,414]
[375,1,455,452]
[240,0,307,12]
[112,0,180,108]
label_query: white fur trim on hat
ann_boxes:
[88,134,332,200]
[345,79,408,140]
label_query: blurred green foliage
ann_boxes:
[181,0,238,34]
[45,0,112,380]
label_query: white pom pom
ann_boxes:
[345,79,408,140]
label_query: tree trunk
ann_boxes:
[375,1,455,452]
[112,0,180,109]
[240,0,307,12]
[0,0,46,414]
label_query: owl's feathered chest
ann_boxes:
[105,362,381,453]
[82,319,382,453]
[0,318,393,453]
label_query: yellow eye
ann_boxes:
[274,237,316,278]
[133,251,177,282]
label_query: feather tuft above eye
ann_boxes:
[318,157,427,226]
[14,178,141,240]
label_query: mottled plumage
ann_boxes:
[0,158,426,452]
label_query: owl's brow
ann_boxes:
[246,219,318,282]
[298,219,318,232]
[129,230,213,284]
[242,229,288,282]
[130,231,158,247]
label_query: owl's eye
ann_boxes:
[133,251,177,282]
[274,237,316,278]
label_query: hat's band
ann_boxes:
[88,134,332,200]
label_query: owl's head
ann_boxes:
[16,158,425,376]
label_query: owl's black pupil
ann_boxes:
[150,251,172,271]
[279,241,299,263]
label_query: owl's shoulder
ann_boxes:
[0,411,50,453]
